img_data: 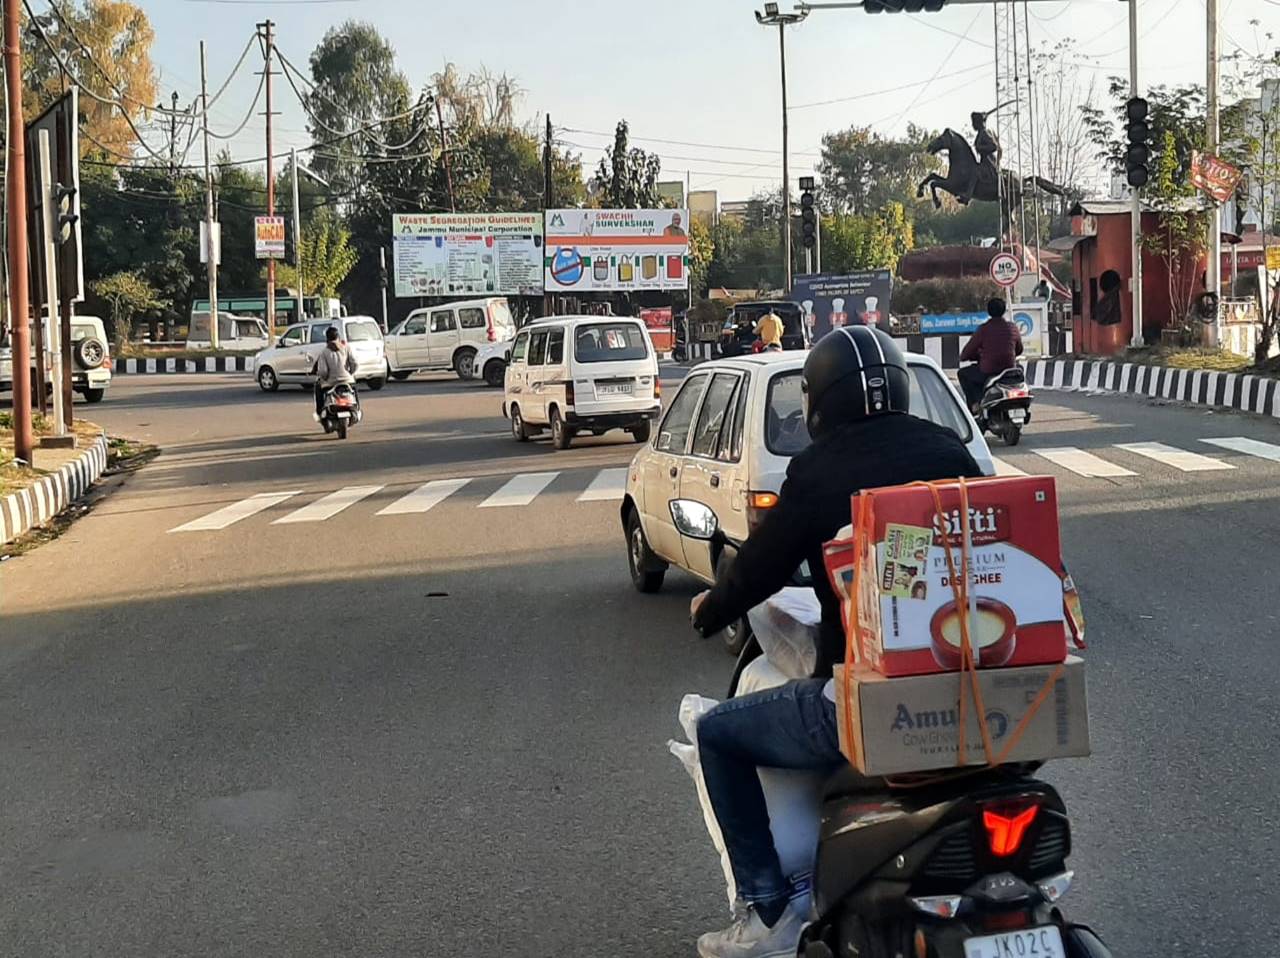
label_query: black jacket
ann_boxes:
[692,412,983,678]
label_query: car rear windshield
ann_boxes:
[489,299,514,332]
[765,364,973,456]
[574,322,648,363]
[346,321,382,342]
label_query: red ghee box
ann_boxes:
[823,476,1068,678]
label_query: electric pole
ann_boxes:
[544,113,553,210]
[5,0,34,464]
[167,90,179,175]
[1206,0,1222,342]
[292,147,302,323]
[436,96,455,212]
[1128,0,1144,347]
[258,19,277,343]
[201,41,219,350]
[756,5,808,293]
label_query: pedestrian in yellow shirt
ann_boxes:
[754,311,784,351]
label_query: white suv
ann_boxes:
[620,351,995,651]
[253,316,386,392]
[384,297,516,381]
[0,314,112,403]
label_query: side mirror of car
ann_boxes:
[669,499,719,540]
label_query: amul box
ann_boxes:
[825,476,1068,678]
[832,656,1090,776]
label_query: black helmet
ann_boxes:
[802,325,910,438]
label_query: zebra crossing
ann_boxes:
[168,436,1280,533]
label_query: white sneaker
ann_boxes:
[312,412,321,423]
[696,898,807,958]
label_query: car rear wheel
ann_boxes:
[257,366,279,392]
[627,511,666,593]
[550,407,574,450]
[629,421,651,443]
[391,370,412,381]
[511,405,529,442]
[483,360,506,388]
[80,387,105,404]
[454,348,476,380]
[366,377,385,391]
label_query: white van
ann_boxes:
[502,316,661,450]
[384,296,516,381]
[187,312,270,351]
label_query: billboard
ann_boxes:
[254,216,286,260]
[790,270,894,340]
[544,209,689,292]
[392,213,543,298]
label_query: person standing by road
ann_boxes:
[957,298,1023,412]
[310,326,358,421]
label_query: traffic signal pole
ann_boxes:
[1206,0,1222,341]
[4,0,34,464]
[1128,0,1144,347]
[37,130,66,438]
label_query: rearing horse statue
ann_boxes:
[917,128,1065,210]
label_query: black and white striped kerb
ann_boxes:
[1,435,109,545]
[113,356,254,374]
[892,334,973,370]
[1028,359,1280,419]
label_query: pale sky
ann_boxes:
[132,0,1275,202]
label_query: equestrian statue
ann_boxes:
[917,108,1065,209]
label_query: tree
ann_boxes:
[818,125,936,216]
[687,219,715,298]
[821,203,915,273]
[1143,129,1210,339]
[92,270,161,347]
[591,121,661,208]
[1030,40,1097,227]
[21,0,158,158]
[467,127,585,211]
[1082,80,1206,185]
[275,209,359,298]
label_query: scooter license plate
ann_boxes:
[1008,408,1027,423]
[336,411,351,419]
[964,925,1064,958]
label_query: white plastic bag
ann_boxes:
[747,587,822,680]
[669,694,738,908]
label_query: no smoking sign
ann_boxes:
[989,252,1021,288]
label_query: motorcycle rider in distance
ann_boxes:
[958,297,1023,413]
[754,311,784,352]
[688,326,983,958]
[311,326,358,422]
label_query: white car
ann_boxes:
[620,351,995,650]
[384,297,516,382]
[253,316,386,392]
[0,314,112,403]
[502,315,661,450]
[474,315,558,388]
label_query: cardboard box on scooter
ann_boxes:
[825,476,1069,678]
[832,656,1090,776]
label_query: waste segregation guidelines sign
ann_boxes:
[790,270,893,340]
[392,213,544,298]
[254,216,286,260]
[920,311,986,335]
[544,209,690,292]
[989,252,1021,288]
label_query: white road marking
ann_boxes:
[1114,442,1234,472]
[273,485,384,524]
[478,472,559,508]
[989,456,1027,477]
[1201,436,1280,463]
[377,478,472,515]
[1032,447,1137,478]
[577,468,629,502]
[169,490,302,532]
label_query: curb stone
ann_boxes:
[1027,358,1280,419]
[1,434,109,545]
[113,356,254,374]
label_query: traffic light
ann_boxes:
[284,220,297,267]
[1124,97,1150,189]
[863,0,947,12]
[800,183,817,251]
[53,183,77,244]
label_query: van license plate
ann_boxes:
[964,925,1064,958]
[1009,409,1027,423]
[598,383,633,396]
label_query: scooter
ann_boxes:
[320,382,361,439]
[726,636,1109,958]
[975,366,1033,447]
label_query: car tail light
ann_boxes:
[654,377,661,398]
[487,325,497,342]
[982,803,1039,857]
[565,381,575,406]
[747,491,778,532]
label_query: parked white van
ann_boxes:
[502,316,660,450]
[384,297,516,381]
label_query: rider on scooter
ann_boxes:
[958,298,1023,413]
[311,326,358,422]
[689,326,983,958]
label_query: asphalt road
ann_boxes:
[2,368,1279,957]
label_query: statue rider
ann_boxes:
[960,109,1001,205]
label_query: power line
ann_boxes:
[207,69,266,140]
[559,126,823,159]
[791,62,990,110]
[884,8,985,133]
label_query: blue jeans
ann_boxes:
[696,678,843,907]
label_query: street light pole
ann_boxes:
[756,4,808,293]
[1206,0,1222,343]
[1128,0,1144,347]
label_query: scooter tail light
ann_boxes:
[982,804,1040,856]
[1036,870,1074,904]
[907,894,964,919]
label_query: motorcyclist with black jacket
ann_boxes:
[689,325,983,958]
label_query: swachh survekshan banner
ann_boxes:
[544,209,690,293]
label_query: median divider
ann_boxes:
[1027,358,1280,419]
[114,356,254,374]
[1,434,109,546]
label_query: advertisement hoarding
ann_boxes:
[392,213,543,298]
[254,216,286,260]
[920,311,986,335]
[544,209,689,292]
[1189,150,1243,204]
[790,270,894,340]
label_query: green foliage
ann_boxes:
[591,121,662,208]
[912,199,1001,247]
[893,277,1003,314]
[1081,80,1206,183]
[688,219,715,299]
[92,270,162,346]
[275,210,359,298]
[821,203,914,273]
[1142,128,1209,332]
[819,125,937,216]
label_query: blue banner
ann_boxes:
[920,311,986,335]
